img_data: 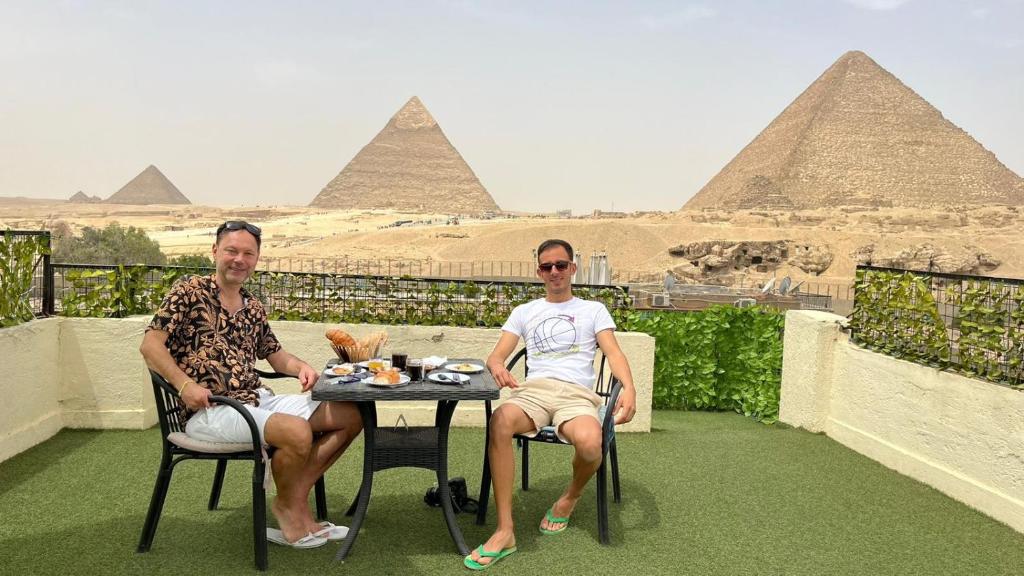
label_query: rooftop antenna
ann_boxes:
[663,271,676,294]
[778,276,792,296]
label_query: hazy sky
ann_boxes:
[1,1,1021,213]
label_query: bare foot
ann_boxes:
[468,528,516,567]
[540,494,580,533]
[271,498,316,543]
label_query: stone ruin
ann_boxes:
[853,243,1000,275]
[666,240,835,285]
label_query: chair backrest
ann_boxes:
[149,370,187,439]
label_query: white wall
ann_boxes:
[780,310,1024,534]
[0,316,655,463]
[0,318,62,463]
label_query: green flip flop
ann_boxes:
[539,507,570,535]
[464,545,517,571]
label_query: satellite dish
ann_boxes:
[761,277,775,294]
[789,280,805,294]
[778,276,792,295]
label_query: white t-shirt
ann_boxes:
[502,297,616,389]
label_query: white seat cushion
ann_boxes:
[167,432,254,454]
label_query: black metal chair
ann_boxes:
[137,369,328,571]
[475,349,623,544]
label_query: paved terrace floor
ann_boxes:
[2,411,1022,576]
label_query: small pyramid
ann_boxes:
[684,51,1024,210]
[310,97,500,213]
[69,191,90,203]
[105,165,190,205]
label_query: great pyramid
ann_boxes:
[684,51,1024,210]
[310,96,500,213]
[105,165,190,205]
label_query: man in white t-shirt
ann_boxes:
[465,239,637,570]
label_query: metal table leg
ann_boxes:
[435,400,469,556]
[334,402,377,561]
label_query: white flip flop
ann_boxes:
[266,527,328,549]
[314,521,350,541]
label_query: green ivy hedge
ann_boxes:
[621,306,785,422]
[0,231,50,327]
[850,267,1024,387]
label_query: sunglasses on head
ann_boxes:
[216,220,262,237]
[538,261,571,272]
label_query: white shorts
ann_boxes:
[185,388,321,445]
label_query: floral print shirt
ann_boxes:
[147,275,281,417]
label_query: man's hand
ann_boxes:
[489,364,520,389]
[297,362,319,392]
[181,381,212,411]
[613,386,637,425]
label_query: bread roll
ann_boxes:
[325,329,356,347]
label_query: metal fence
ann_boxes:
[50,263,631,326]
[2,230,52,319]
[849,265,1024,387]
[792,281,854,315]
[256,256,540,281]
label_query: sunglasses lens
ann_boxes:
[539,261,570,272]
[220,221,261,236]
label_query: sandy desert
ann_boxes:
[3,199,1023,292]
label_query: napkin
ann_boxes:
[422,356,447,369]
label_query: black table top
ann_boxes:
[311,358,500,402]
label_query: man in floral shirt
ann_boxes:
[140,220,362,549]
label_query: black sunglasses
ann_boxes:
[216,220,262,237]
[538,261,571,272]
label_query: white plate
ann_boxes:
[361,373,411,386]
[428,372,470,384]
[444,362,484,374]
[323,364,363,376]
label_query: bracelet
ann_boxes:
[178,379,193,397]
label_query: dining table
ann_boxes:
[311,358,499,561]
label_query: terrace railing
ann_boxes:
[50,264,631,327]
[849,264,1024,388]
[0,230,52,325]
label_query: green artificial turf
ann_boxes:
[1,411,1022,575]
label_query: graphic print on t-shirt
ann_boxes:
[528,314,580,358]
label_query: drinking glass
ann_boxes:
[407,359,424,381]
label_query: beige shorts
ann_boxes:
[505,377,603,442]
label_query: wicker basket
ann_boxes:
[331,331,388,363]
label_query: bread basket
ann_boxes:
[331,331,388,363]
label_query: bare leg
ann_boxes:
[469,404,535,566]
[265,401,363,541]
[299,401,362,532]
[264,413,316,543]
[539,415,602,533]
